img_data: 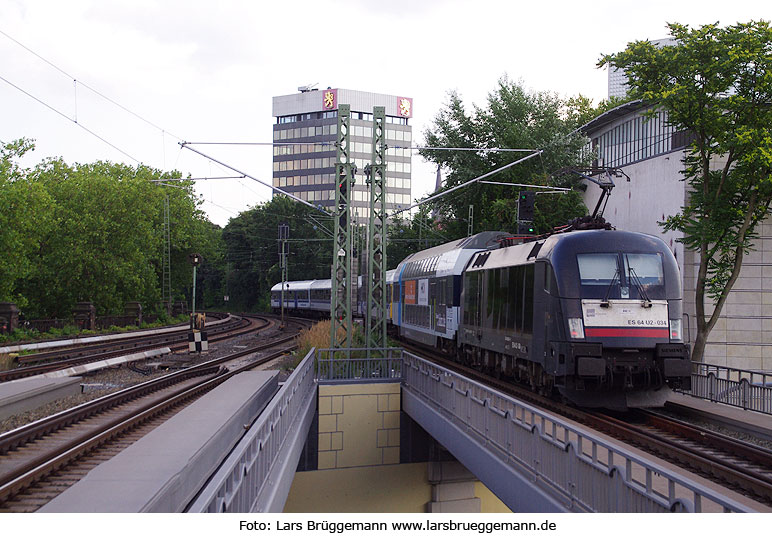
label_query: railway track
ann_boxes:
[402,341,772,507]
[0,316,307,512]
[585,408,772,504]
[0,313,262,382]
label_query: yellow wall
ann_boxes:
[284,463,431,513]
[284,382,512,513]
[475,482,513,513]
[317,383,401,469]
[284,463,512,513]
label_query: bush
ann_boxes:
[293,319,367,367]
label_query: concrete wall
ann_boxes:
[586,151,687,266]
[583,114,772,371]
[683,222,772,371]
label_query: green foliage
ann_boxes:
[0,141,224,319]
[387,208,446,265]
[600,20,772,358]
[0,139,55,308]
[419,77,588,237]
[221,196,332,312]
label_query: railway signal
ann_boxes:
[518,191,535,222]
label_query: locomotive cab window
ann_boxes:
[577,252,666,299]
[577,253,619,285]
[623,253,664,285]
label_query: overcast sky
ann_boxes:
[0,0,766,226]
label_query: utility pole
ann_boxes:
[188,252,206,353]
[365,106,387,354]
[162,195,172,314]
[468,204,474,237]
[331,104,353,349]
[278,222,289,329]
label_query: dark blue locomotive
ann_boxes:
[272,228,692,408]
[393,229,691,408]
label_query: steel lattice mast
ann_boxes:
[162,195,172,313]
[365,106,388,353]
[330,104,353,349]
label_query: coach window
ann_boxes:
[486,269,496,321]
[523,266,534,334]
[543,262,557,295]
[463,272,480,327]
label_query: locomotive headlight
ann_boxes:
[669,319,682,341]
[568,318,585,339]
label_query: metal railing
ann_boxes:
[316,347,403,382]
[401,352,755,512]
[685,362,772,414]
[186,348,318,513]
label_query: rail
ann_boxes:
[186,347,318,513]
[401,352,754,512]
[683,362,772,415]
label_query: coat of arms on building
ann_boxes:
[323,89,337,110]
[397,97,413,118]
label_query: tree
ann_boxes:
[222,196,333,311]
[419,77,588,240]
[387,208,446,265]
[0,146,219,319]
[0,139,55,309]
[599,21,772,361]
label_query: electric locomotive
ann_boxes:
[269,227,692,409]
[395,228,691,408]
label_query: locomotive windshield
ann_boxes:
[577,253,618,285]
[623,253,664,285]
[577,252,664,298]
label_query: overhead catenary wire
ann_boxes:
[179,141,540,154]
[388,150,544,217]
[478,181,571,191]
[0,29,288,226]
[0,28,185,142]
[0,74,141,164]
[180,142,332,217]
[149,175,247,183]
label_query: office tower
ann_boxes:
[272,87,413,221]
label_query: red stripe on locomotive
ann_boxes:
[585,327,669,338]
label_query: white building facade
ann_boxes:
[581,101,772,371]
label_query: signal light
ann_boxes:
[518,191,535,221]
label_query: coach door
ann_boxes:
[431,277,447,334]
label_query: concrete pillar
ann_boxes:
[73,301,96,330]
[125,302,142,326]
[0,302,19,334]
[426,461,481,513]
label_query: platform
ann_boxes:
[38,370,279,512]
[667,393,772,441]
[0,377,82,420]
[0,348,170,421]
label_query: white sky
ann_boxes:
[0,0,766,227]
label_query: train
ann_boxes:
[271,226,692,408]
